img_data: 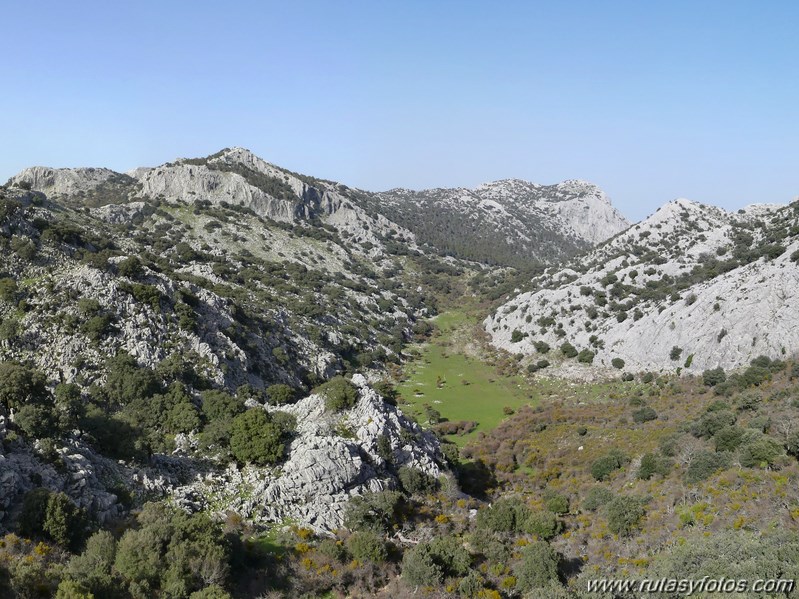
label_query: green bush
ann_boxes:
[577,349,595,364]
[560,342,578,358]
[398,466,438,496]
[713,426,745,452]
[638,453,671,480]
[229,409,284,465]
[319,376,358,411]
[345,491,405,534]
[583,487,614,511]
[739,436,784,468]
[265,384,295,405]
[605,496,646,536]
[520,510,561,540]
[702,367,726,387]
[14,402,59,438]
[669,346,683,361]
[346,531,388,563]
[543,491,569,515]
[690,410,736,438]
[611,358,625,369]
[632,406,658,423]
[534,341,550,354]
[0,361,48,410]
[513,541,559,592]
[201,390,245,421]
[510,329,524,343]
[684,450,731,483]
[590,449,628,481]
[401,537,470,587]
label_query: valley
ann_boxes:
[0,148,798,598]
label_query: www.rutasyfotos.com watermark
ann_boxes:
[586,577,795,595]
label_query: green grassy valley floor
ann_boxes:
[396,308,536,446]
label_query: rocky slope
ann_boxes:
[368,178,630,267]
[487,198,799,375]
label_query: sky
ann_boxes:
[1,1,797,222]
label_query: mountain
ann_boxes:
[2,147,629,536]
[367,178,630,267]
[486,197,799,375]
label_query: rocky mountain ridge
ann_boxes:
[487,197,799,375]
[370,178,629,267]
[10,147,629,269]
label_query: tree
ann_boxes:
[65,530,119,598]
[0,361,48,410]
[346,531,388,563]
[605,496,646,536]
[590,449,628,481]
[229,409,284,465]
[44,492,88,551]
[201,390,245,422]
[703,367,726,387]
[55,579,95,599]
[632,406,658,423]
[319,376,358,411]
[514,541,559,591]
[398,466,438,496]
[14,402,59,438]
[560,343,578,358]
[265,384,295,406]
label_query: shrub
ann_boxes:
[398,466,438,496]
[577,349,595,364]
[560,342,578,358]
[319,376,358,411]
[117,256,143,278]
[638,453,671,480]
[543,491,570,515]
[590,449,628,481]
[201,390,245,421]
[510,329,524,343]
[583,487,614,511]
[605,496,646,536]
[520,510,561,540]
[401,537,470,587]
[345,491,405,534]
[513,541,559,592]
[534,341,550,354]
[703,367,726,387]
[669,346,683,361]
[713,426,745,452]
[265,384,295,405]
[0,361,48,410]
[611,358,625,369]
[14,402,59,438]
[632,406,658,423]
[346,531,387,563]
[536,359,550,369]
[690,410,736,438]
[739,436,784,468]
[229,409,284,465]
[684,450,731,484]
[476,499,527,533]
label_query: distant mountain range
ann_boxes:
[9,147,629,269]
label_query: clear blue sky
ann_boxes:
[2,1,797,221]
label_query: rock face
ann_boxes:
[369,179,629,267]
[487,198,799,374]
[0,418,125,527]
[169,376,444,531]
